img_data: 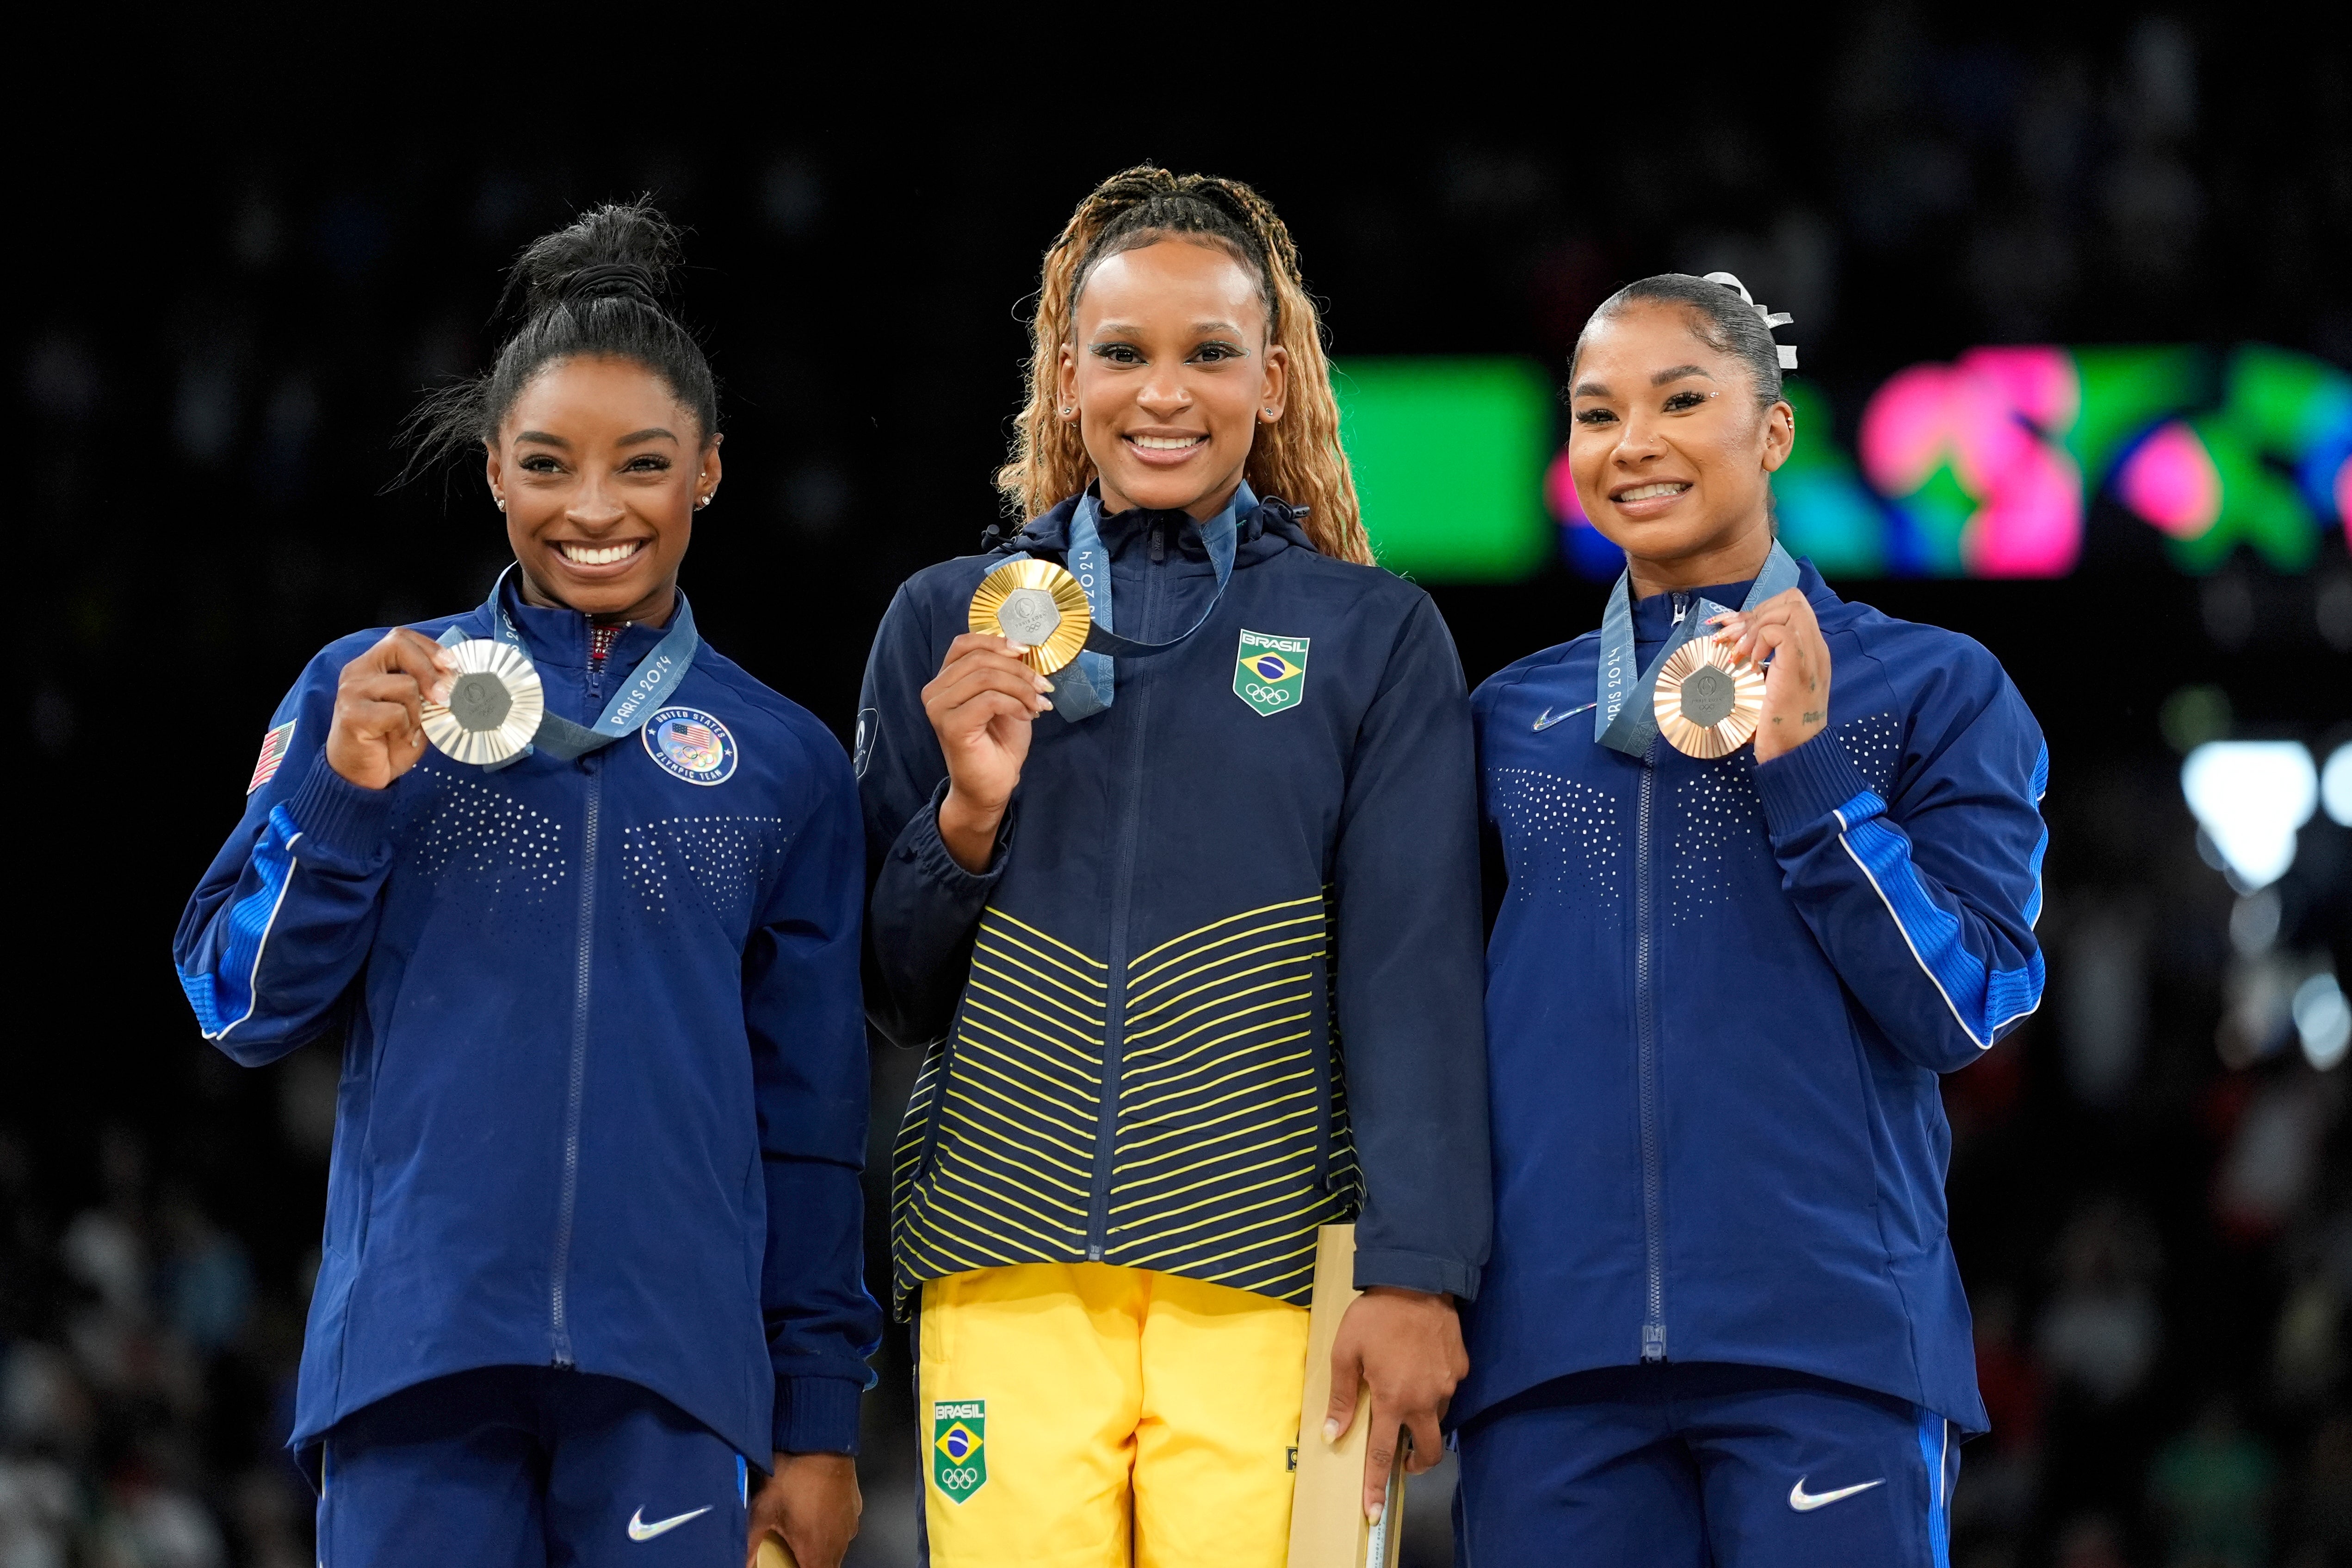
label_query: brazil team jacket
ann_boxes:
[857,494,1492,1313]
[172,582,879,1469]
[1461,562,2046,1435]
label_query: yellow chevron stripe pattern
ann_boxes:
[892,896,1361,1312]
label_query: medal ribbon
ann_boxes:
[1593,541,1800,758]
[1006,483,1245,722]
[438,565,701,765]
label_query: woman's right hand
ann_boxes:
[922,632,1054,872]
[327,629,457,790]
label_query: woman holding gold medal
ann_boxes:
[855,167,1490,1566]
[173,204,873,1568]
[1456,274,2051,1566]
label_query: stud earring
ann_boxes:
[1059,406,1076,419]
[495,496,506,511]
[694,495,711,510]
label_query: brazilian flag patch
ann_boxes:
[932,1400,987,1502]
[1234,630,1310,717]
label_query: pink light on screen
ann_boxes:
[2337,455,2351,548]
[2115,420,2222,539]
[1545,446,1588,525]
[1857,364,1952,495]
[1855,349,2084,577]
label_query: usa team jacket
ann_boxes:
[857,495,1492,1314]
[172,583,880,1469]
[1460,562,2046,1436]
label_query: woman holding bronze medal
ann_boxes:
[173,204,873,1568]
[855,167,1490,1566]
[1455,274,2050,1565]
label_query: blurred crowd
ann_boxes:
[11,11,2352,1567]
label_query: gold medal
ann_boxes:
[1652,637,1765,759]
[968,559,1093,675]
[420,639,546,765]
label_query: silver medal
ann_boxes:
[421,639,545,765]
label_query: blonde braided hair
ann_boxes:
[994,165,1370,565]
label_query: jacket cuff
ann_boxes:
[1353,1247,1481,1303]
[897,778,1014,891]
[774,1375,863,1456]
[1752,732,1875,842]
[282,753,398,865]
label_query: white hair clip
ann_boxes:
[1703,271,1799,370]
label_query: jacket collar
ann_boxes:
[491,571,677,672]
[990,486,1313,563]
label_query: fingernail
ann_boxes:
[1006,641,1028,654]
[430,680,453,704]
[1323,1419,1341,1442]
[1367,1502,1385,1525]
[1039,680,1055,693]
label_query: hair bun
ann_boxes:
[505,199,683,318]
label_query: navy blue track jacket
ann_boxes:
[858,495,1492,1312]
[1462,562,2047,1435]
[173,583,880,1469]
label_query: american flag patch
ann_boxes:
[248,719,296,794]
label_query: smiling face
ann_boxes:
[1057,238,1287,519]
[483,354,720,623]
[1568,301,1794,593]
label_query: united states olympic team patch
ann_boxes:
[642,707,737,786]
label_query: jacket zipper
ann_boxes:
[549,641,605,1365]
[1635,746,1666,1362]
[1088,520,1168,1259]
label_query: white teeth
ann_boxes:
[558,541,643,566]
[1131,434,1205,451]
[1618,483,1691,502]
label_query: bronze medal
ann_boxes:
[1652,638,1766,759]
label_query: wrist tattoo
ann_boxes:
[1802,710,1825,724]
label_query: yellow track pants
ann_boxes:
[917,1262,1310,1567]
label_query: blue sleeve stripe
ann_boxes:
[1917,1413,1952,1568]
[1833,790,2044,1052]
[2022,744,2049,928]
[176,804,303,1041]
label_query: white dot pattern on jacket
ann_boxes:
[402,768,569,897]
[1491,767,1622,906]
[1836,712,1904,796]
[1669,768,1762,924]
[620,815,793,929]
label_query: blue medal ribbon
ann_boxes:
[1594,541,1800,758]
[1006,484,1245,722]
[438,565,701,765]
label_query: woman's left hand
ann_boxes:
[1710,587,1832,764]
[746,1451,859,1568]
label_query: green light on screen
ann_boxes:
[1334,358,1554,581]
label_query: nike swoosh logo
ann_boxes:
[627,1506,712,1541]
[1788,1477,1884,1512]
[1533,703,1596,732]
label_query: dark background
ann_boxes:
[8,13,2352,1566]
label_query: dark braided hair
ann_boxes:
[1571,273,1792,408]
[402,201,717,483]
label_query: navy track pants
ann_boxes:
[1455,1363,1958,1568]
[316,1366,750,1568]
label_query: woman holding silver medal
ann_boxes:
[173,204,873,1568]
[855,167,1490,1566]
[1455,273,2051,1565]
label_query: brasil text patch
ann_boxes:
[933,1399,987,1502]
[248,720,296,794]
[643,707,737,786]
[1234,630,1310,717]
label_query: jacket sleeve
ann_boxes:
[748,724,884,1455]
[1751,649,2049,1074]
[857,582,1013,1048]
[1335,594,1493,1301]
[172,647,402,1066]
